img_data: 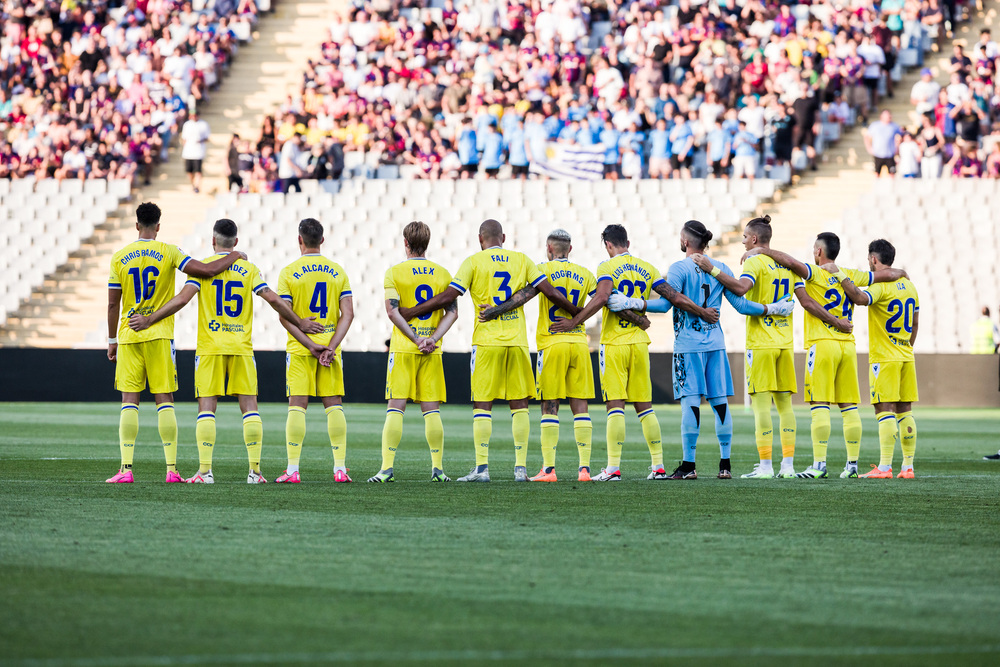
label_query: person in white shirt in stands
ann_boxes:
[857,35,885,110]
[181,111,210,193]
[909,68,941,119]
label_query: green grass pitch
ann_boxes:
[1,402,999,666]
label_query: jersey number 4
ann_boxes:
[310,283,328,319]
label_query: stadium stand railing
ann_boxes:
[0,178,133,328]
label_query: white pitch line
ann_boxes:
[5,644,1000,666]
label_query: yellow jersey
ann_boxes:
[450,246,545,347]
[276,253,352,356]
[863,279,919,362]
[384,257,453,355]
[185,253,266,356]
[740,254,804,349]
[802,263,872,346]
[536,258,596,350]
[108,239,192,344]
[596,252,665,346]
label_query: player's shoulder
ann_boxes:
[568,259,596,280]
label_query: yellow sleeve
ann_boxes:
[861,282,882,305]
[585,269,597,296]
[251,264,267,294]
[849,267,873,287]
[739,255,761,285]
[451,256,474,294]
[596,259,613,286]
[384,267,399,302]
[524,255,545,288]
[109,257,122,290]
[277,267,291,302]
[339,268,353,300]
[171,244,193,273]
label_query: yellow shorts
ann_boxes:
[194,354,258,398]
[386,352,447,403]
[115,339,177,394]
[746,347,797,394]
[470,345,533,402]
[599,343,651,403]
[870,360,919,404]
[286,351,344,397]
[536,342,594,400]
[804,340,859,404]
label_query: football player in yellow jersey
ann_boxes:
[397,219,579,482]
[745,232,906,479]
[105,202,245,484]
[274,218,355,483]
[550,224,719,481]
[695,215,843,479]
[837,239,920,479]
[129,219,323,484]
[481,229,597,483]
[368,222,459,484]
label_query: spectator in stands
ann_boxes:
[910,68,941,120]
[181,111,211,193]
[917,113,945,178]
[278,133,305,193]
[226,134,243,193]
[706,117,731,180]
[897,132,921,177]
[864,109,903,177]
[731,121,759,181]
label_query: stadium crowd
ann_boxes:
[0,0,263,183]
[892,29,1000,178]
[236,0,973,191]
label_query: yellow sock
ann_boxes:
[285,406,306,471]
[897,412,916,469]
[326,405,347,469]
[637,408,663,469]
[512,408,529,468]
[841,406,862,462]
[573,413,592,469]
[157,403,178,472]
[423,410,444,470]
[195,412,216,473]
[774,392,796,460]
[750,392,773,462]
[243,412,263,474]
[381,408,404,470]
[877,411,898,468]
[606,408,625,469]
[540,415,559,471]
[473,409,492,467]
[810,405,831,465]
[119,403,139,469]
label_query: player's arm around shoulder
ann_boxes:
[129,282,198,332]
[821,262,873,306]
[655,265,719,324]
[180,247,244,279]
[747,246,811,279]
[693,253,751,296]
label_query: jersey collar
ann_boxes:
[485,245,502,250]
